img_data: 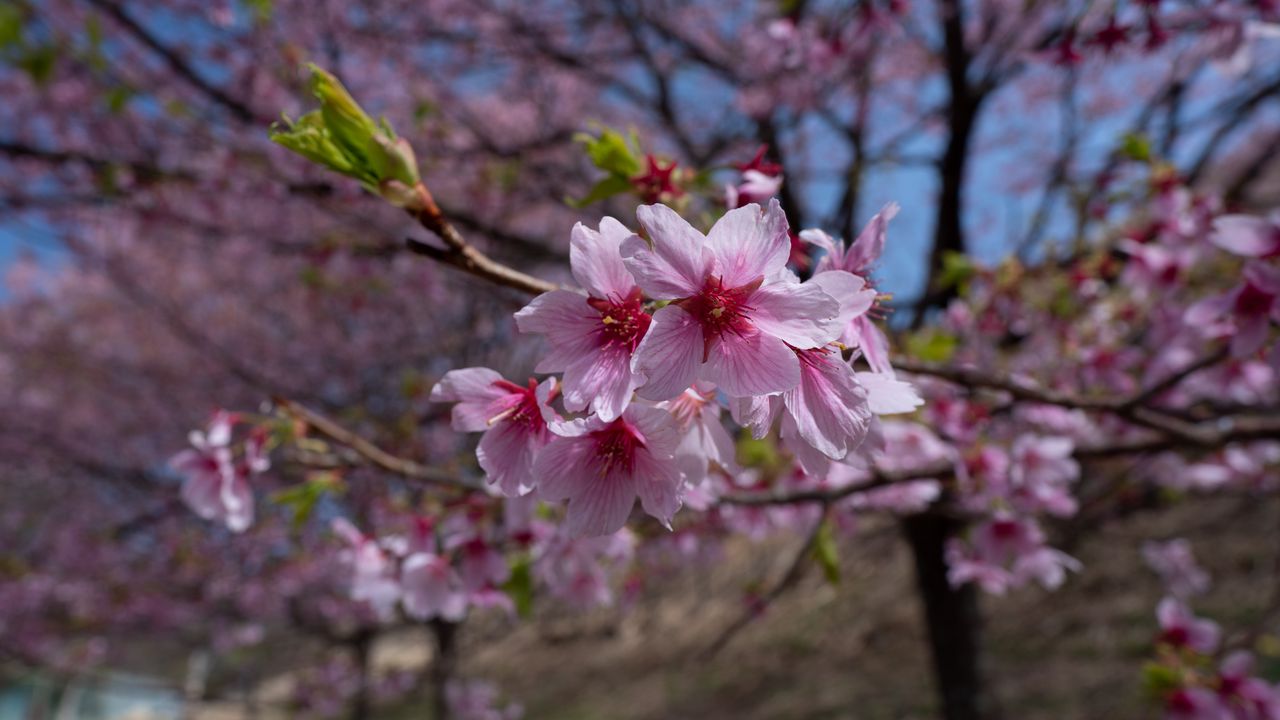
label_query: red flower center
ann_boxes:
[587,288,652,353]
[1160,626,1190,648]
[677,275,763,361]
[590,417,646,477]
[1234,281,1275,317]
[491,379,547,430]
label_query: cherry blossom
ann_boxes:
[622,201,842,399]
[533,404,684,536]
[515,218,650,422]
[1156,597,1221,654]
[430,369,560,496]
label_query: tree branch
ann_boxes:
[273,397,482,492]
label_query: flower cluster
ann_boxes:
[1145,592,1280,720]
[431,200,918,537]
[169,411,270,533]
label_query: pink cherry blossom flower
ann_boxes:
[441,517,511,593]
[1143,538,1211,598]
[533,528,635,609]
[726,169,784,209]
[532,404,684,537]
[947,515,1080,594]
[1185,263,1280,358]
[514,218,651,421]
[729,271,891,473]
[1157,597,1221,654]
[784,345,873,466]
[800,203,899,373]
[1212,213,1280,259]
[1008,435,1080,517]
[401,551,468,622]
[171,410,259,533]
[621,201,842,399]
[1164,687,1229,720]
[430,368,559,496]
[332,519,402,621]
[1216,651,1280,719]
[445,679,524,720]
[659,383,738,486]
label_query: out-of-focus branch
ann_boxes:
[721,468,935,506]
[720,413,1280,507]
[273,397,482,492]
[83,0,265,124]
[697,511,827,659]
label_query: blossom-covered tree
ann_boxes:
[3,1,1280,719]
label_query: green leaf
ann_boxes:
[906,329,958,364]
[18,44,57,85]
[271,475,341,529]
[567,174,633,208]
[937,251,976,292]
[1139,662,1182,700]
[501,556,534,618]
[85,15,103,50]
[575,128,641,178]
[271,65,419,191]
[104,86,133,113]
[1121,132,1151,162]
[413,99,436,122]
[736,435,779,470]
[0,4,23,49]
[811,518,840,585]
[241,0,273,22]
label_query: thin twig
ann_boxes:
[697,510,828,659]
[404,184,558,296]
[273,397,481,491]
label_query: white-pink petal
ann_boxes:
[570,217,638,299]
[704,330,800,397]
[631,304,704,401]
[624,204,712,299]
[705,199,790,288]
[748,281,841,349]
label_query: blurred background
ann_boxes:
[2,0,1280,718]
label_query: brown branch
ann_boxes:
[721,413,1280,507]
[273,397,482,492]
[697,511,827,659]
[721,465,946,506]
[403,184,558,296]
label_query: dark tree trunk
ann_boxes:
[348,631,373,720]
[431,620,460,720]
[916,0,986,326]
[903,512,987,720]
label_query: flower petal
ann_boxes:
[856,372,923,414]
[808,270,876,328]
[748,280,841,349]
[570,217,638,298]
[784,350,872,459]
[623,204,711,299]
[704,330,800,397]
[561,345,638,422]
[477,422,540,496]
[431,367,509,432]
[632,451,684,529]
[705,199,790,288]
[564,471,638,537]
[844,202,899,271]
[632,305,703,401]
[514,290,602,373]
